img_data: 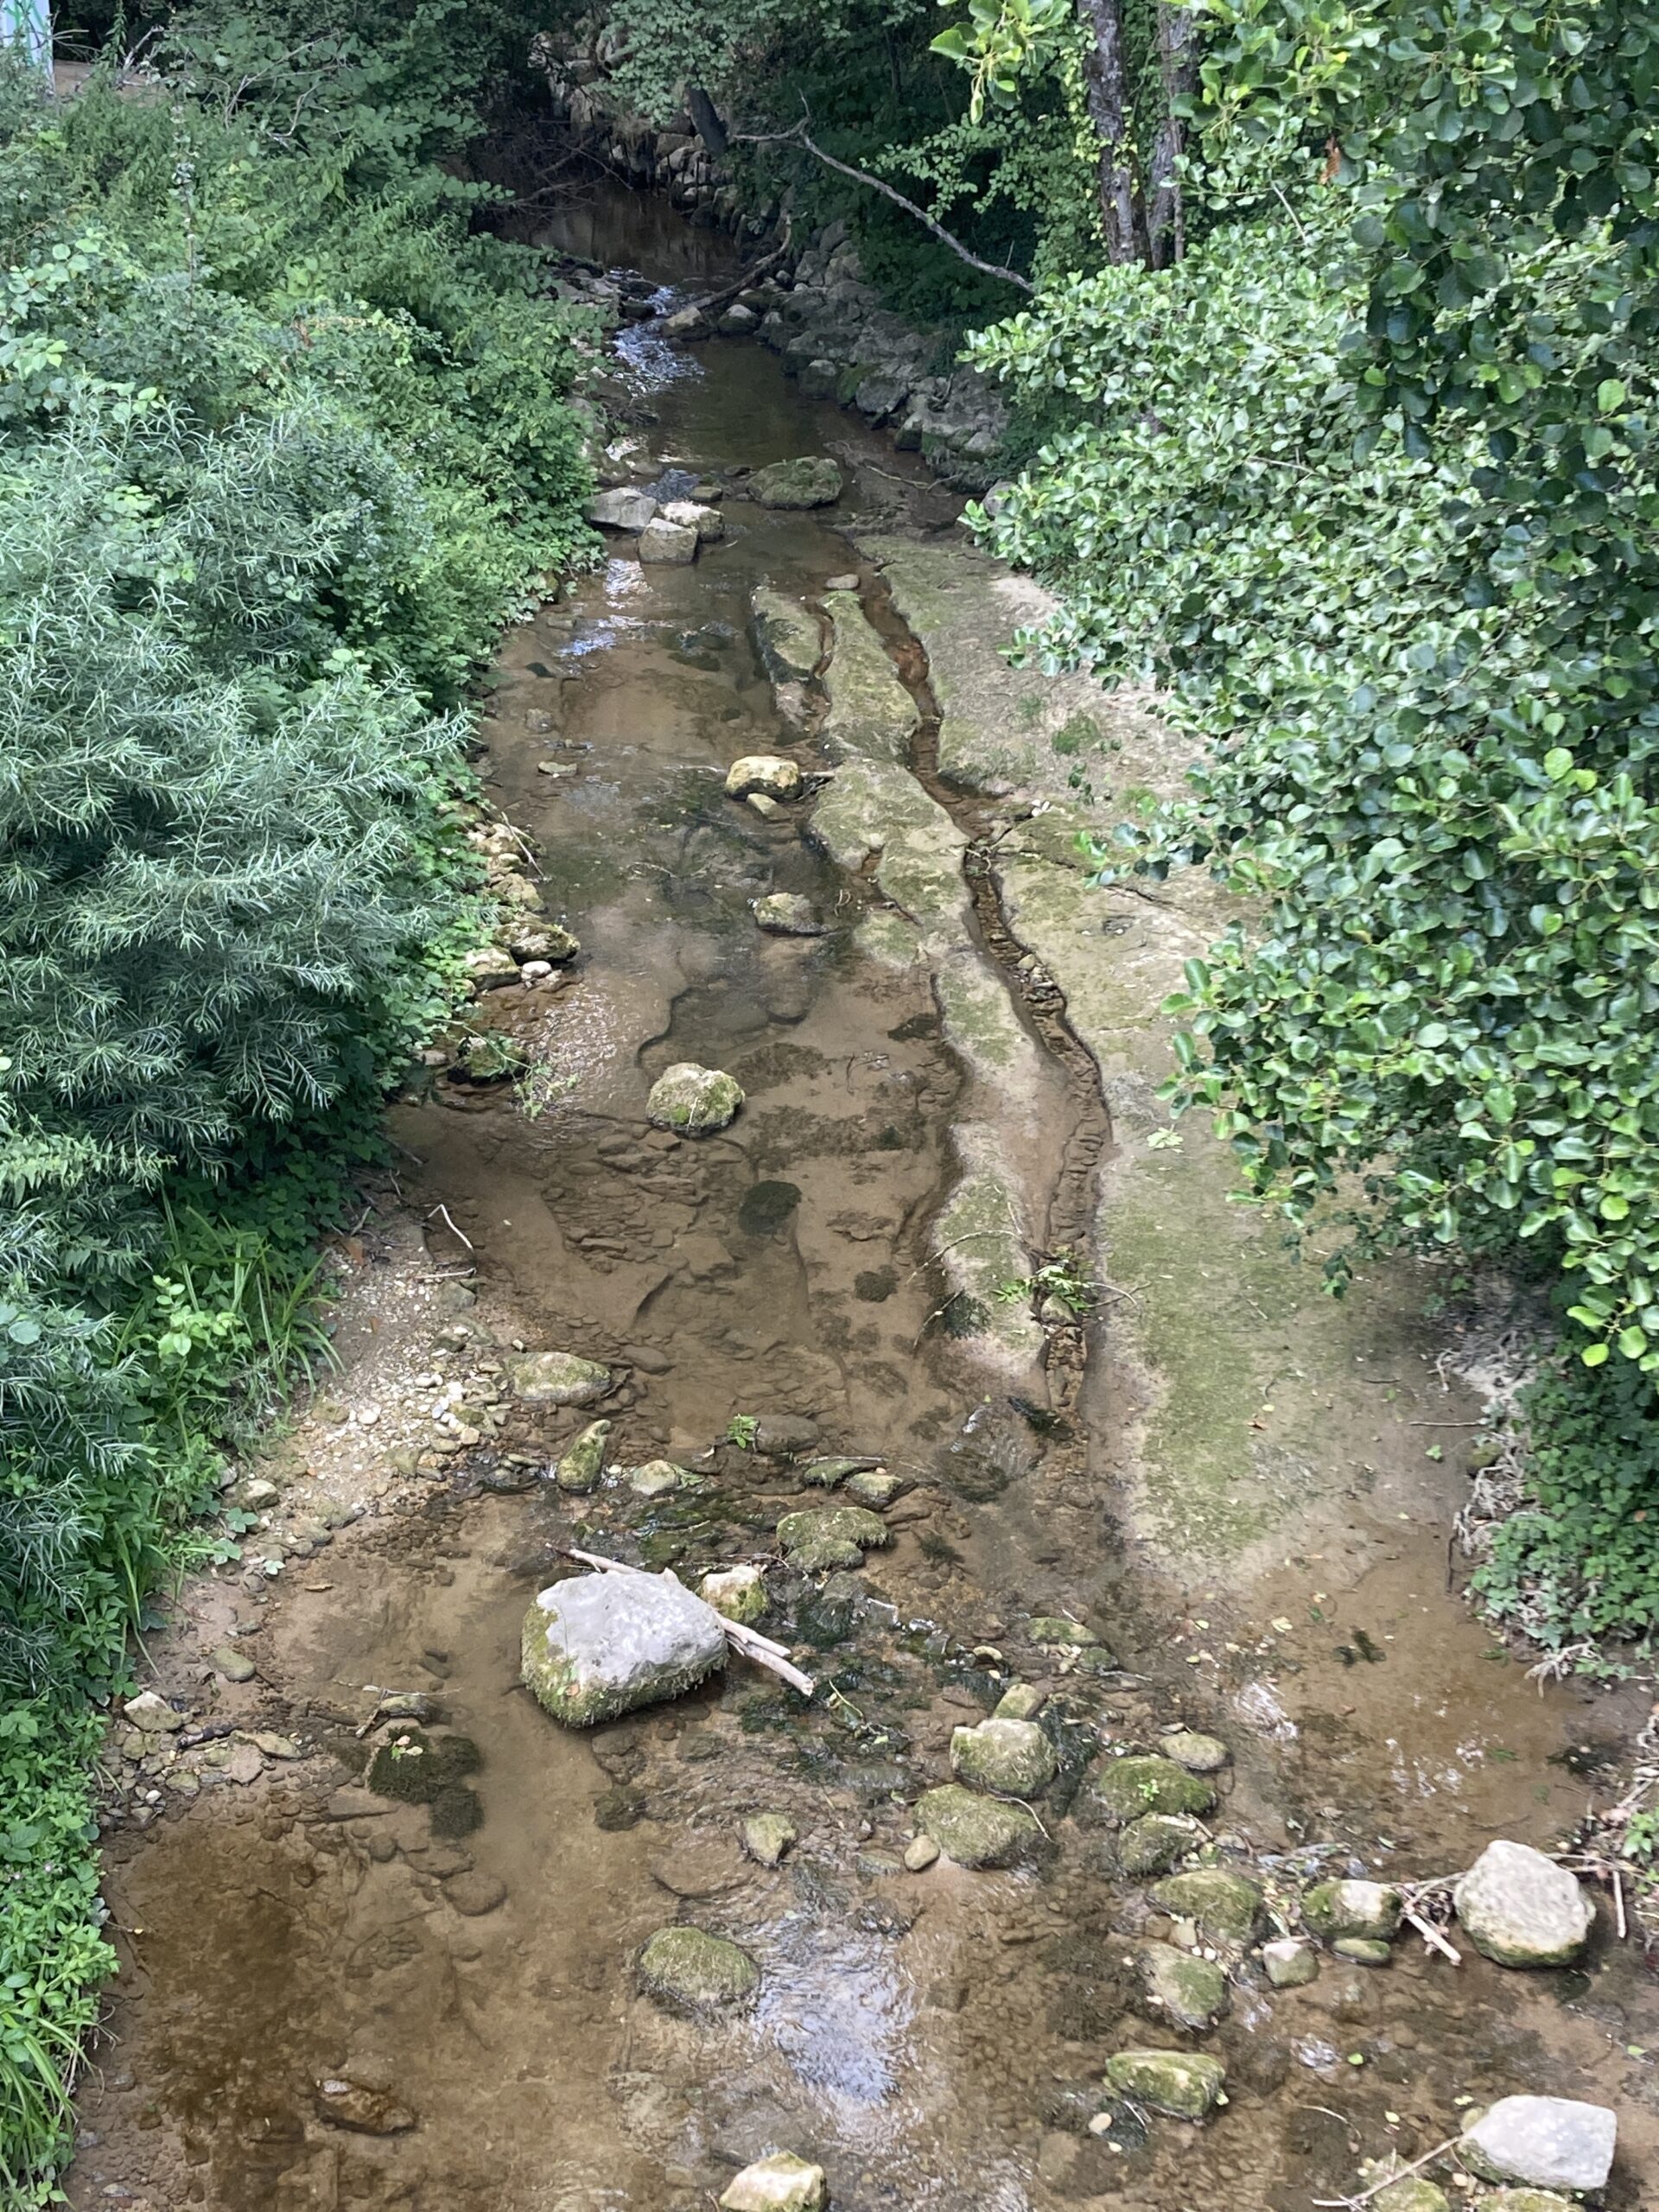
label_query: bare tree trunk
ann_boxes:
[1074,0,1145,265]
[1147,3,1198,268]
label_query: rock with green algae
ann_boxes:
[646,1062,745,1135]
[1262,1936,1319,1987]
[753,893,825,936]
[1304,1878,1402,1943]
[522,1571,727,1726]
[916,1783,1044,1869]
[507,1350,612,1406]
[798,1455,880,1489]
[638,1925,759,2012]
[823,593,918,764]
[776,1504,889,1571]
[1103,2049,1226,2120]
[1150,1867,1263,1945]
[741,1812,797,1866]
[1472,2194,1575,2212]
[719,2151,827,2212]
[994,1682,1046,1722]
[700,1564,768,1625]
[1116,1814,1205,1877]
[1027,1615,1103,1649]
[1132,1940,1230,2031]
[749,455,843,508]
[555,1419,610,1493]
[627,1459,690,1498]
[749,586,824,683]
[1087,1754,1216,1825]
[1334,1936,1394,1966]
[950,1716,1057,1799]
[844,1469,903,1508]
[1371,2182,1452,2212]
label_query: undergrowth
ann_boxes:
[0,7,592,2195]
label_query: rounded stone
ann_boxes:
[950,1717,1057,1799]
[1160,1728,1230,1774]
[442,1870,507,1916]
[748,455,843,508]
[741,1812,796,1866]
[627,1459,690,1498]
[719,2152,827,2212]
[1333,1936,1393,1966]
[1116,1814,1205,1877]
[1452,1840,1594,1968]
[1103,2048,1225,2120]
[507,1351,613,1407]
[1303,1877,1402,1943]
[638,1925,760,2012]
[903,1834,940,1872]
[1087,1753,1216,1825]
[1150,1867,1263,1946]
[725,754,803,802]
[646,1062,745,1135]
[701,1564,768,1626]
[915,1783,1043,1869]
[1132,1939,1230,2031]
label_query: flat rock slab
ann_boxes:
[915,1783,1042,1869]
[1453,1840,1593,1967]
[1150,1867,1262,1946]
[650,1838,751,1898]
[507,1351,613,1406]
[777,1504,888,1572]
[587,487,657,531]
[638,1924,760,2012]
[1461,2096,1617,2192]
[523,1571,728,1726]
[750,587,823,682]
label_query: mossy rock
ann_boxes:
[365,1728,480,1805]
[950,1717,1057,1798]
[1088,1754,1216,1825]
[1471,2193,1575,2212]
[916,1783,1043,1869]
[1133,1940,1230,2031]
[1303,1878,1402,1942]
[1373,2183,1452,2212]
[1117,1814,1205,1877]
[777,1504,888,1571]
[1150,1867,1263,1946]
[646,1062,744,1135]
[1333,1936,1393,1966]
[1027,1616,1101,1648]
[556,1418,611,1493]
[638,1925,760,2012]
[749,455,843,508]
[1103,2048,1225,2120]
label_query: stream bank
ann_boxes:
[66,186,1657,2212]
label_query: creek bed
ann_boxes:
[67,183,1659,2212]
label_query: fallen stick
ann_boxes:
[1402,1906,1461,1966]
[563,1548,817,1697]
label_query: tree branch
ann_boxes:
[731,122,1033,295]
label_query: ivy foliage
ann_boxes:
[0,10,588,2194]
[969,0,1659,1383]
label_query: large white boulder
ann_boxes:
[1453,1840,1594,1967]
[522,1571,727,1726]
[1461,2095,1617,2192]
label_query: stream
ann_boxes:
[67,183,1658,2212]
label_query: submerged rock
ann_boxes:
[314,2079,416,2134]
[1150,1867,1262,1946]
[1460,2096,1617,2192]
[1027,1615,1103,1649]
[1087,1754,1216,1825]
[1453,1840,1593,1968]
[1372,2183,1451,2212]
[638,1924,760,2012]
[750,586,823,682]
[555,1419,611,1493]
[507,1351,613,1407]
[724,753,804,801]
[1117,1813,1205,1877]
[1133,1940,1230,2031]
[522,1571,727,1726]
[719,2152,827,2212]
[646,1062,745,1135]
[587,486,657,531]
[1304,1878,1402,1943]
[799,1455,880,1488]
[776,1503,889,1571]
[950,1716,1057,1799]
[915,1783,1043,1868]
[1472,2194,1574,2212]
[753,893,825,936]
[701,1564,768,1625]
[741,1812,796,1867]
[1103,2049,1225,2120]
[749,455,843,508]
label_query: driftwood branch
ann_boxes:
[1401,1905,1461,1966]
[563,1548,817,1697]
[731,121,1033,295]
[681,217,794,318]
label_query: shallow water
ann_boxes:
[70,181,1659,2212]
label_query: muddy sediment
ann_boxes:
[68,184,1658,2212]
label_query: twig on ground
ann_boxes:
[1402,1906,1461,1965]
[1310,2132,1466,2209]
[429,1204,474,1251]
